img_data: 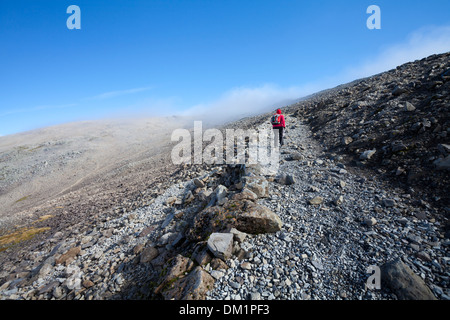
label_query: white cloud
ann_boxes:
[341,25,450,82]
[179,83,322,126]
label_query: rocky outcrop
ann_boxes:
[287,52,450,213]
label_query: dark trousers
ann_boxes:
[273,127,284,147]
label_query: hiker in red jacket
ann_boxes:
[271,109,286,147]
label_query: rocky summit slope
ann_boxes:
[288,52,450,214]
[0,52,449,301]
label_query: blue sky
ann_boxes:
[1,0,450,136]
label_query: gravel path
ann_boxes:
[206,115,449,300]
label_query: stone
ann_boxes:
[140,246,159,264]
[55,246,81,265]
[276,174,295,185]
[364,217,377,226]
[235,201,283,234]
[214,185,228,204]
[231,188,258,202]
[210,258,229,271]
[433,155,450,170]
[392,86,407,96]
[416,251,432,262]
[160,266,214,300]
[165,196,177,206]
[193,178,205,188]
[360,149,376,160]
[230,227,248,243]
[382,199,396,207]
[404,102,416,112]
[198,189,213,202]
[289,152,303,160]
[38,263,53,278]
[243,176,269,198]
[333,195,344,206]
[437,143,450,156]
[155,254,195,295]
[342,136,353,145]
[249,292,261,300]
[207,233,234,260]
[241,262,252,270]
[381,259,437,300]
[82,279,94,288]
[194,248,212,266]
[210,270,225,280]
[64,275,82,291]
[309,196,324,205]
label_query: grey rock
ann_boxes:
[276,173,295,185]
[309,196,324,205]
[243,176,269,198]
[382,199,396,207]
[140,246,159,264]
[193,178,205,188]
[161,266,214,300]
[235,201,283,234]
[404,102,416,112]
[381,259,437,300]
[360,149,376,160]
[342,136,353,145]
[364,217,377,226]
[433,155,450,170]
[230,228,248,243]
[207,233,234,260]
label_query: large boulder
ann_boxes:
[234,200,283,234]
[186,199,282,241]
[381,259,437,300]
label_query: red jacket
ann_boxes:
[272,109,285,128]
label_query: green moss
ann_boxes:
[0,226,50,252]
[15,195,30,203]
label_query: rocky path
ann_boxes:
[206,115,449,300]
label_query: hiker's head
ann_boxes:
[276,109,282,114]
